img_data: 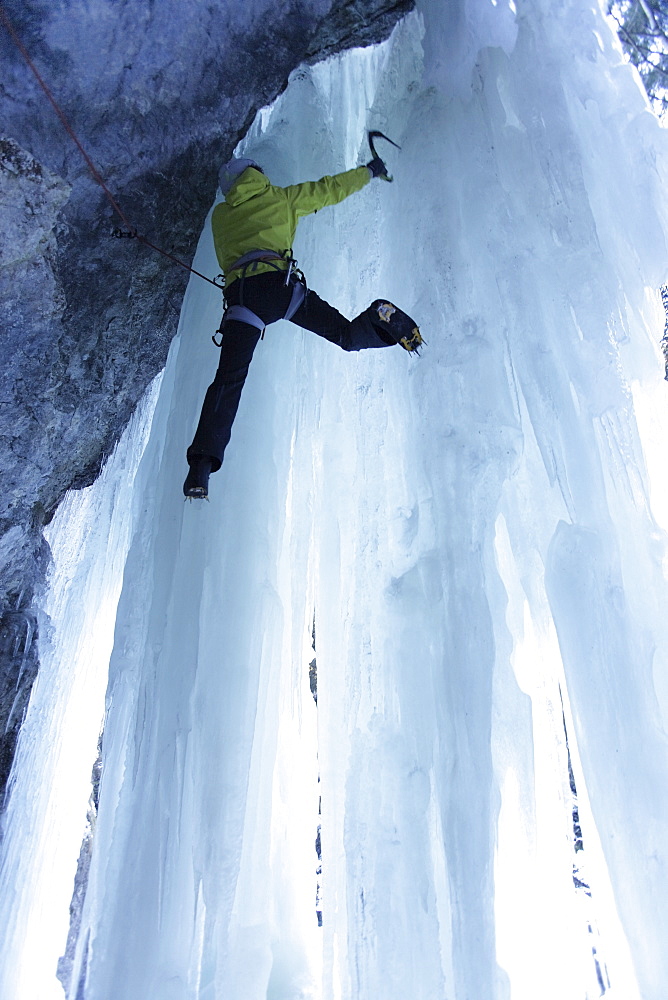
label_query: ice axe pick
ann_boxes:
[368,130,401,182]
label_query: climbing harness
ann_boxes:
[225,248,304,287]
[212,249,307,346]
[0,3,221,290]
[368,131,401,183]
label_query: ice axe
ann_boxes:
[368,130,401,182]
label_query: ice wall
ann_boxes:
[0,382,160,1000]
[2,0,668,997]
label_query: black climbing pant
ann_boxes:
[187,270,395,471]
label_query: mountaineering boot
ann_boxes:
[370,300,424,354]
[183,456,212,499]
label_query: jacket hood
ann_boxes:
[225,167,270,206]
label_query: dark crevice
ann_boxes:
[560,688,611,996]
[312,609,322,927]
[56,734,102,998]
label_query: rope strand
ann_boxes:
[0,2,220,289]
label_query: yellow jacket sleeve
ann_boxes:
[283,166,371,218]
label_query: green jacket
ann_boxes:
[212,165,371,281]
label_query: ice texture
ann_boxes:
[3,0,668,997]
[0,381,161,1000]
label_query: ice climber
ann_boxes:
[183,152,423,499]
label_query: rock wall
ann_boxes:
[0,0,413,800]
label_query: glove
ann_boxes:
[366,156,387,179]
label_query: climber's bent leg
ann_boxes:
[290,288,396,352]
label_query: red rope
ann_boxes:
[0,3,220,288]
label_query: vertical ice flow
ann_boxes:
[0,379,160,1000]
[2,0,668,997]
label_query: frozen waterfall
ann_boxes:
[2,1,668,998]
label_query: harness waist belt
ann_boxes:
[226,248,290,280]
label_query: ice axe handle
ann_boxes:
[368,130,401,183]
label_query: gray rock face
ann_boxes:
[0,0,414,799]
